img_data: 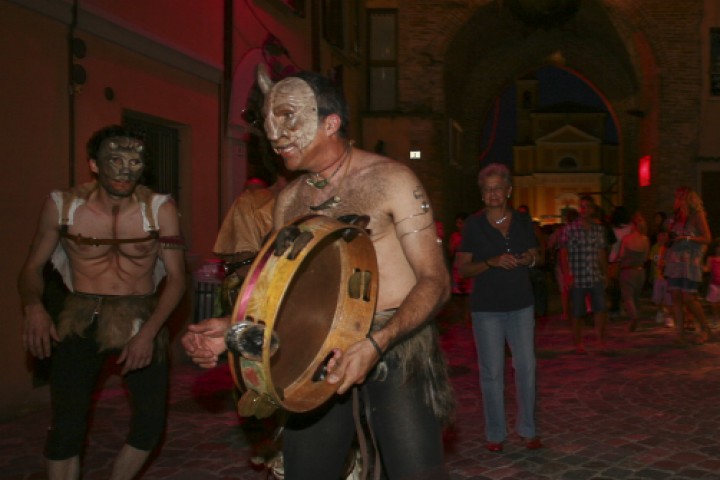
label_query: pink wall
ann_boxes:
[0,0,224,417]
[83,0,224,66]
[1,2,72,417]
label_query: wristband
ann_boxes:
[366,333,383,358]
[529,254,536,268]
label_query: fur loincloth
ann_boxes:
[369,310,456,425]
[57,292,168,361]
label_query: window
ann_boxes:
[711,28,720,96]
[323,0,344,49]
[367,10,397,111]
[322,0,360,59]
[123,115,180,202]
[558,156,578,169]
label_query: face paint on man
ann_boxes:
[95,136,145,198]
[263,77,320,170]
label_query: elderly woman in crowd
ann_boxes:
[665,186,713,344]
[455,163,542,453]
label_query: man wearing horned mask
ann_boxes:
[183,69,454,479]
[18,125,186,480]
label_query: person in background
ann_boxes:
[18,125,186,480]
[704,239,720,328]
[618,212,650,332]
[607,206,631,318]
[213,175,283,264]
[449,212,472,295]
[183,69,454,479]
[547,209,579,323]
[559,195,608,354]
[455,163,542,453]
[650,211,668,246]
[517,205,548,318]
[650,230,674,328]
[664,186,713,345]
[212,174,288,315]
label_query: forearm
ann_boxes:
[142,275,186,337]
[458,259,494,278]
[18,267,45,312]
[685,234,711,245]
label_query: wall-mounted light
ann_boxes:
[639,155,651,186]
[410,150,421,160]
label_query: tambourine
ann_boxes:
[227,215,378,415]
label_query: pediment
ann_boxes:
[536,124,600,144]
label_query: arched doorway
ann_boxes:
[475,65,621,223]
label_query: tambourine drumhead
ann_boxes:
[229,215,378,413]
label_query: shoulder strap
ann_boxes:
[53,181,98,226]
[134,185,158,231]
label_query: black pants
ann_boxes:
[283,358,447,480]
[44,318,168,460]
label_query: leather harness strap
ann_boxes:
[60,226,159,246]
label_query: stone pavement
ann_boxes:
[2,294,720,480]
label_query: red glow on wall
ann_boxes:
[639,155,651,187]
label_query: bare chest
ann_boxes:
[61,206,158,260]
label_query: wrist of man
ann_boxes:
[367,329,390,353]
[23,302,46,315]
[139,318,165,338]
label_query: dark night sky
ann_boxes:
[479,65,618,168]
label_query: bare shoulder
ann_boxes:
[157,195,179,213]
[348,151,434,235]
[351,151,424,204]
[157,197,181,232]
[274,176,306,226]
[39,194,61,230]
[354,150,416,182]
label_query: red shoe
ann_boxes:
[485,442,503,452]
[524,437,543,450]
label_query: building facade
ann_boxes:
[3,0,720,418]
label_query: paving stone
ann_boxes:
[2,295,720,479]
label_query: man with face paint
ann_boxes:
[18,125,186,480]
[183,70,454,479]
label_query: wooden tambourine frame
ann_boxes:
[228,215,378,413]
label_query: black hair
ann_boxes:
[288,71,349,138]
[610,205,631,227]
[86,125,147,160]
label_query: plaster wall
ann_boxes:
[0,1,70,419]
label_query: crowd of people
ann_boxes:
[483,186,717,352]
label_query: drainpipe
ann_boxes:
[67,0,79,187]
[220,0,234,223]
[311,0,320,71]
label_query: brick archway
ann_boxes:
[392,0,701,222]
